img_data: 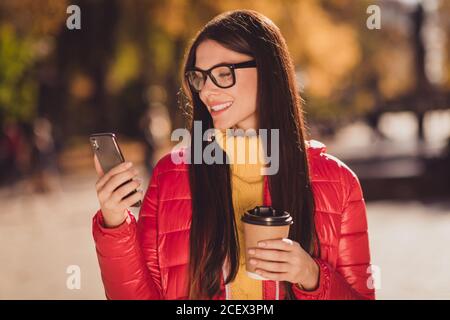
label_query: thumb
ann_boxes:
[94,154,104,177]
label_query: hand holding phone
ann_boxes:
[90,133,143,228]
[93,156,143,228]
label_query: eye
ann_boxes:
[213,66,232,78]
[219,69,232,77]
[219,72,232,78]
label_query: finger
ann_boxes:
[111,179,142,202]
[254,269,287,281]
[257,238,298,252]
[96,163,132,192]
[96,163,134,193]
[102,168,138,195]
[249,258,290,273]
[94,154,104,177]
[248,248,290,262]
[119,189,144,208]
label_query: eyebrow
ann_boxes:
[193,61,235,71]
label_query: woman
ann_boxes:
[92,9,376,300]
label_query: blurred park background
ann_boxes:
[1,0,450,299]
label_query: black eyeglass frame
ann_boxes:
[185,60,257,92]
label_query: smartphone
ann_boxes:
[89,133,141,207]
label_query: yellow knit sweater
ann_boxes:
[214,129,265,300]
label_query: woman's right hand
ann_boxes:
[94,155,143,228]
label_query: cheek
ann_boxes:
[199,93,207,106]
[235,73,258,112]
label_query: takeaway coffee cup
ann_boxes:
[241,206,293,280]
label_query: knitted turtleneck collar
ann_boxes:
[213,129,266,183]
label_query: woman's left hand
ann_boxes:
[248,238,320,291]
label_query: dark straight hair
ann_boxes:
[179,9,320,300]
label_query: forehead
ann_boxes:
[195,39,251,69]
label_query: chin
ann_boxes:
[213,121,234,131]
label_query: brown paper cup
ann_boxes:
[241,205,293,280]
[242,223,291,280]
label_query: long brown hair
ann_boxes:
[179,9,320,300]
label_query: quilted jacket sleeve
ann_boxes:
[92,162,163,300]
[292,168,376,300]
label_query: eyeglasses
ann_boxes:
[185,60,257,92]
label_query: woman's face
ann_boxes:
[195,39,258,131]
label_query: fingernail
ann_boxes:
[248,249,255,255]
[258,242,266,247]
[249,259,257,265]
[124,162,132,168]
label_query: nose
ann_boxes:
[202,74,219,92]
[200,75,221,101]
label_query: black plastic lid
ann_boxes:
[241,206,293,226]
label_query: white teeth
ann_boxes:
[211,102,233,112]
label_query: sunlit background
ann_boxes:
[0,0,449,299]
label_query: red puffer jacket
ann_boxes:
[92,140,376,300]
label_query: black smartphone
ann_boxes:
[89,132,141,207]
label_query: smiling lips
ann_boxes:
[210,101,233,115]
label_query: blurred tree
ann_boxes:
[0,25,36,122]
[0,0,67,124]
[0,0,448,146]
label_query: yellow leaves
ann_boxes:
[288,0,361,97]
[69,73,94,100]
[106,42,140,93]
[216,0,285,23]
[375,46,415,99]
[152,0,190,38]
[0,0,68,36]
